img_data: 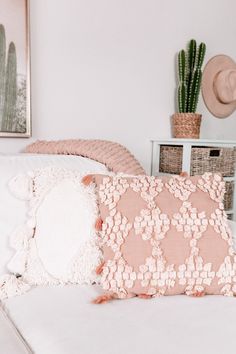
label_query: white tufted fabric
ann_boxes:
[0,153,107,277]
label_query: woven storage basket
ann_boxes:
[159,145,236,177]
[159,145,183,174]
[159,145,235,217]
[190,146,236,177]
[172,113,202,139]
[227,214,234,221]
[224,181,234,211]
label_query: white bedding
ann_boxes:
[2,284,236,354]
[1,156,236,354]
[0,306,30,354]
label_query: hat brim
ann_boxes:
[202,55,236,118]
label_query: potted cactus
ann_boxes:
[173,39,206,139]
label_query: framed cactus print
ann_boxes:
[0,0,31,137]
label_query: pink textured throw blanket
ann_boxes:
[25,139,145,175]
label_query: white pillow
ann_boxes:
[6,167,102,292]
[0,154,107,277]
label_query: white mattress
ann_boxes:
[0,306,31,354]
[2,285,236,354]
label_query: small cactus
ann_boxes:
[2,42,17,132]
[188,42,206,113]
[177,39,206,113]
[0,24,19,133]
[186,39,196,112]
[188,39,197,73]
[178,49,186,82]
[178,50,187,113]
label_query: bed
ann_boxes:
[1,282,236,354]
[0,144,236,354]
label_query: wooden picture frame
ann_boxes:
[0,0,31,138]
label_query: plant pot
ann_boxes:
[172,113,202,139]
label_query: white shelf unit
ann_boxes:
[150,139,236,221]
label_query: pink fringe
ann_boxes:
[95,262,105,275]
[95,217,103,231]
[92,293,116,304]
[138,294,152,299]
[190,291,205,297]
[82,174,94,186]
[180,171,189,177]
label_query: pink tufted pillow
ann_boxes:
[87,173,236,301]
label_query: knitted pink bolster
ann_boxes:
[25,139,145,175]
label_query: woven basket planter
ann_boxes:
[172,113,202,139]
[224,181,234,211]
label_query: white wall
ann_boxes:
[0,0,236,171]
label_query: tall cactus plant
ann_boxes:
[178,50,186,113]
[177,39,206,113]
[188,42,206,112]
[186,39,196,112]
[2,42,17,132]
[0,24,6,126]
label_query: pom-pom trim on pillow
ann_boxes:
[1,167,103,300]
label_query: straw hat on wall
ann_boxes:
[202,55,236,118]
